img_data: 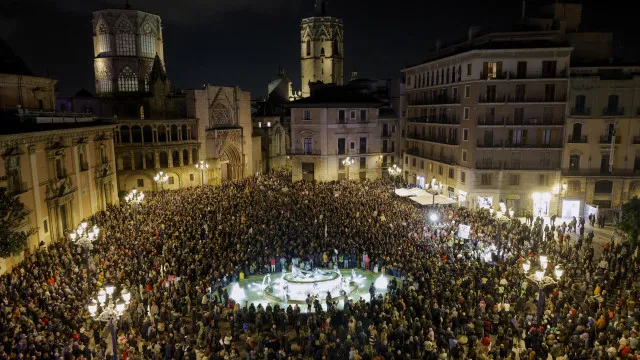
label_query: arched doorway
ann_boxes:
[220,144,242,182]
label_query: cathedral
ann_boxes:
[60,5,256,193]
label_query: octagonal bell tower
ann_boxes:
[300,0,344,97]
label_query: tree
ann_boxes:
[0,186,31,258]
[619,197,640,250]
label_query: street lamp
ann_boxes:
[69,221,99,268]
[388,164,402,189]
[523,255,563,324]
[153,171,168,191]
[427,177,440,205]
[124,188,144,220]
[195,160,209,186]
[87,285,131,360]
[342,157,355,181]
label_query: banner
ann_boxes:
[458,224,471,239]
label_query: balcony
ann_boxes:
[476,139,504,148]
[506,94,567,103]
[599,135,621,144]
[567,135,588,143]
[406,150,456,165]
[289,149,322,156]
[408,96,460,106]
[570,107,591,116]
[504,141,562,149]
[478,94,506,103]
[480,69,568,80]
[562,169,640,177]
[505,117,564,126]
[477,116,504,126]
[407,133,459,146]
[633,136,640,144]
[8,181,29,195]
[476,161,559,170]
[407,115,460,125]
[480,72,508,80]
[602,107,624,116]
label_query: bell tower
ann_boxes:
[300,0,344,97]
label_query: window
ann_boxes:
[635,152,640,170]
[569,155,580,170]
[338,110,345,123]
[463,129,469,141]
[412,158,416,167]
[515,85,525,101]
[481,173,492,185]
[350,110,356,120]
[137,178,144,187]
[420,160,424,169]
[168,176,175,185]
[359,137,367,153]
[428,162,433,172]
[510,129,524,145]
[575,95,586,112]
[360,157,366,169]
[516,61,527,78]
[303,110,311,120]
[484,61,502,78]
[461,171,466,183]
[538,174,548,186]
[190,174,195,181]
[140,23,155,57]
[97,23,111,54]
[97,79,112,94]
[446,68,450,83]
[514,107,524,124]
[462,149,468,162]
[544,84,555,102]
[306,39,311,56]
[360,110,367,122]
[139,105,145,120]
[486,85,496,102]
[463,107,470,120]
[43,219,48,233]
[405,156,408,165]
[303,138,313,154]
[116,20,135,56]
[607,95,619,113]
[541,129,551,145]
[464,85,470,98]
[448,168,454,179]
[509,174,520,186]
[337,138,346,155]
[541,60,557,78]
[467,63,472,76]
[320,48,325,56]
[350,142,355,150]
[118,66,138,92]
[438,165,443,176]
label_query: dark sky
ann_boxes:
[1,0,637,98]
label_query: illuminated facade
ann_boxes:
[561,65,640,218]
[300,0,344,97]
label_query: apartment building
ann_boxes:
[561,65,640,218]
[289,85,393,182]
[402,35,572,215]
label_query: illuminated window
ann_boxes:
[140,22,155,57]
[144,73,150,92]
[118,66,138,92]
[116,20,135,56]
[97,23,111,54]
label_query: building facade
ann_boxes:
[92,8,165,95]
[300,0,344,97]
[561,65,640,218]
[403,41,572,215]
[289,85,392,182]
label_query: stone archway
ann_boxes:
[219,143,242,182]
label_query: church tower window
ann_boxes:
[140,22,156,57]
[118,66,138,92]
[320,48,325,57]
[97,23,111,55]
[306,39,311,56]
[116,20,136,56]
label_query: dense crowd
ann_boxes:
[1,170,639,360]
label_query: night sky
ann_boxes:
[1,0,636,98]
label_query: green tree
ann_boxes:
[0,186,31,258]
[619,197,640,250]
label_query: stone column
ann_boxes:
[28,145,44,244]
[72,143,84,220]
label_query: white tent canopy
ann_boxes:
[409,193,457,206]
[394,188,429,198]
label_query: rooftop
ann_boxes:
[290,84,384,107]
[0,117,113,136]
[0,38,34,76]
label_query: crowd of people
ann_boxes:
[1,170,639,360]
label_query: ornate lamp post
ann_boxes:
[490,201,512,262]
[342,157,355,181]
[388,164,402,189]
[124,188,144,220]
[153,171,169,191]
[69,221,99,268]
[87,285,131,360]
[523,255,563,324]
[195,160,209,187]
[427,177,440,205]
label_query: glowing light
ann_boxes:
[522,260,531,273]
[429,213,438,223]
[374,275,388,290]
[230,283,246,302]
[535,270,544,282]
